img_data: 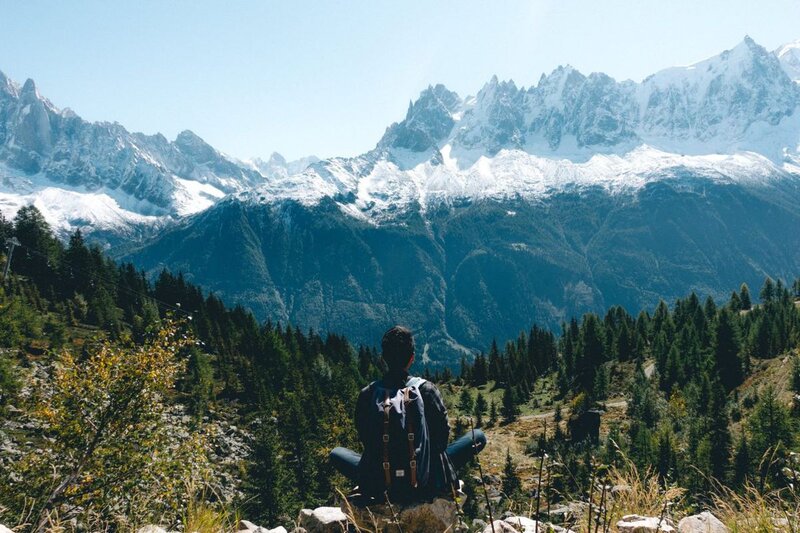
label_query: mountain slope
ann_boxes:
[121,176,800,364]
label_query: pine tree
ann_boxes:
[458,389,474,416]
[733,432,751,487]
[706,383,731,483]
[489,398,498,427]
[501,386,518,424]
[740,283,752,310]
[474,392,488,427]
[501,449,522,499]
[748,386,793,461]
[760,277,776,304]
[245,419,295,525]
[713,308,744,390]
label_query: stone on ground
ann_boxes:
[617,515,676,533]
[482,520,521,533]
[677,512,729,533]
[136,526,169,533]
[0,525,13,533]
[503,516,576,533]
[346,497,460,532]
[298,507,348,533]
[236,519,288,533]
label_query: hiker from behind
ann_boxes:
[330,326,487,503]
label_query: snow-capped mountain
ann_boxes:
[245,36,800,223]
[119,36,800,363]
[0,70,265,240]
[777,39,800,83]
[245,152,320,180]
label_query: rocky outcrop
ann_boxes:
[345,497,461,532]
[617,515,676,533]
[235,519,288,533]
[677,512,729,533]
[298,506,348,533]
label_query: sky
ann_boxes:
[1,1,799,161]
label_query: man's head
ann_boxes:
[381,326,415,371]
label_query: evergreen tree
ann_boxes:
[733,432,751,487]
[760,277,776,304]
[458,389,474,416]
[474,392,488,428]
[245,419,295,525]
[748,386,793,462]
[501,386,519,424]
[489,398,498,426]
[729,291,742,312]
[713,309,744,390]
[706,383,731,483]
[501,449,522,499]
[740,283,752,310]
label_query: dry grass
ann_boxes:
[712,484,800,532]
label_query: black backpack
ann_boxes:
[361,376,431,501]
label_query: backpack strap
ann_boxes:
[403,386,418,488]
[382,390,392,488]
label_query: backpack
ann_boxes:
[364,376,431,501]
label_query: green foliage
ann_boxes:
[501,386,518,424]
[244,418,296,525]
[747,386,793,466]
[458,388,474,416]
[501,449,522,499]
[473,392,488,428]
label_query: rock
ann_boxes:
[298,507,348,533]
[346,497,460,532]
[503,516,576,533]
[235,519,288,533]
[473,519,488,531]
[677,512,729,533]
[0,525,13,533]
[136,527,168,533]
[617,515,675,533]
[482,521,520,533]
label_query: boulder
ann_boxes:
[0,525,13,533]
[235,519,288,533]
[677,512,729,533]
[503,516,576,533]
[617,515,675,533]
[345,497,460,532]
[137,527,168,533]
[482,521,520,533]
[298,507,348,533]
[136,527,169,533]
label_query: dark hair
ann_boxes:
[381,326,415,370]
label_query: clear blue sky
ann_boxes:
[1,1,799,161]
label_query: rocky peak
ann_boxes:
[775,39,800,82]
[174,129,217,163]
[377,84,461,152]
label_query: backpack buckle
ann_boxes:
[382,434,390,443]
[409,460,417,468]
[383,462,390,470]
[408,433,415,441]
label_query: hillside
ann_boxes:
[3,206,800,531]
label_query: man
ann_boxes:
[330,326,487,502]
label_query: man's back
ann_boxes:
[354,368,455,499]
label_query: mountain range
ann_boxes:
[3,36,800,363]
